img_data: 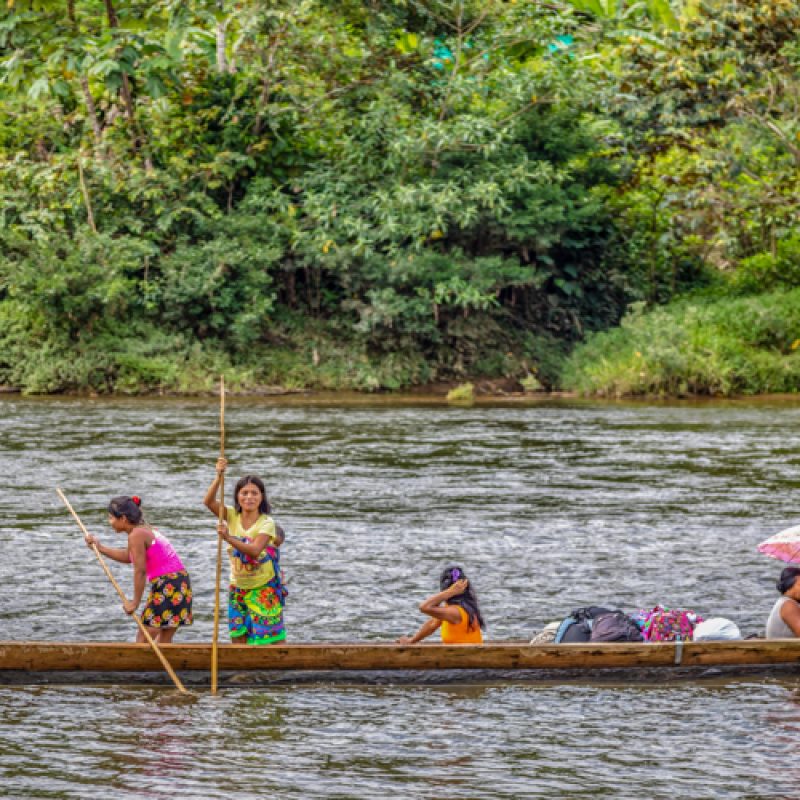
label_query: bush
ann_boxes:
[447,383,475,405]
[728,235,800,296]
[561,290,800,396]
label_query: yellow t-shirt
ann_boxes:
[225,507,278,590]
[441,605,483,644]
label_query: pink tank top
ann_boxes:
[139,530,185,581]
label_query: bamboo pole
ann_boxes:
[55,488,189,695]
[211,375,225,694]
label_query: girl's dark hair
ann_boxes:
[777,567,800,595]
[440,565,486,631]
[108,495,143,524]
[233,475,271,515]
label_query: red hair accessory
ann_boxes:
[131,496,141,506]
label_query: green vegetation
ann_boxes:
[1,1,799,395]
[446,382,475,405]
[562,292,800,396]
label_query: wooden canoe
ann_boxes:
[1,639,800,678]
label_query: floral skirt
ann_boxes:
[228,583,286,645]
[141,570,193,628]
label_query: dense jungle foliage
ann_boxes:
[1,0,799,395]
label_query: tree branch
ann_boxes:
[77,154,98,233]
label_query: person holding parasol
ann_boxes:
[758,525,800,638]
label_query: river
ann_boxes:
[1,394,799,798]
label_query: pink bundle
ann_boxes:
[634,605,703,642]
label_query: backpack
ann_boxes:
[589,610,644,643]
[635,606,703,642]
[554,606,613,643]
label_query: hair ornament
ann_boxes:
[132,496,141,506]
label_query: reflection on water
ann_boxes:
[2,395,800,797]
[1,681,800,799]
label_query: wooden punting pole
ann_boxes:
[55,488,189,694]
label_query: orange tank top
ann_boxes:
[440,605,483,644]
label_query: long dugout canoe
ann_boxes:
[1,639,800,674]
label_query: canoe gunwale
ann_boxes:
[2,639,799,674]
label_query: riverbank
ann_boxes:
[562,289,800,398]
[0,376,546,400]
[7,284,800,399]
[5,379,800,408]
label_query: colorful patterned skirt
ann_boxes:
[228,582,286,645]
[141,570,193,628]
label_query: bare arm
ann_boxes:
[203,456,227,517]
[125,529,149,614]
[217,522,273,559]
[86,535,130,564]
[418,579,470,624]
[397,617,442,645]
[780,598,800,636]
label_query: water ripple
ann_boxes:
[3,396,800,797]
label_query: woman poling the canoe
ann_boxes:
[397,566,485,645]
[766,567,800,638]
[204,457,287,645]
[84,495,193,643]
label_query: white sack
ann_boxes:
[692,617,741,641]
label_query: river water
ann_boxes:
[1,394,800,798]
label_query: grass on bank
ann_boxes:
[561,289,800,397]
[12,285,800,399]
[0,307,568,395]
[0,328,432,395]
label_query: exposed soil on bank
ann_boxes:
[0,377,547,399]
[3,379,799,404]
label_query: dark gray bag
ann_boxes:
[589,611,643,643]
[554,606,614,643]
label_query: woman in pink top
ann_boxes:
[85,495,193,643]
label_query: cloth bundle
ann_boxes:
[633,605,703,642]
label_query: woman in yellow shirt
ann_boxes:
[204,457,287,645]
[397,566,485,645]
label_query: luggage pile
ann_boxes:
[530,604,742,644]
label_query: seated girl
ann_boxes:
[766,566,800,638]
[397,566,485,645]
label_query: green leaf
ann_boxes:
[144,74,167,99]
[88,59,121,78]
[52,78,71,99]
[646,0,680,30]
[395,32,419,54]
[28,76,50,100]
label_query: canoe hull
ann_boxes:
[2,640,800,673]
